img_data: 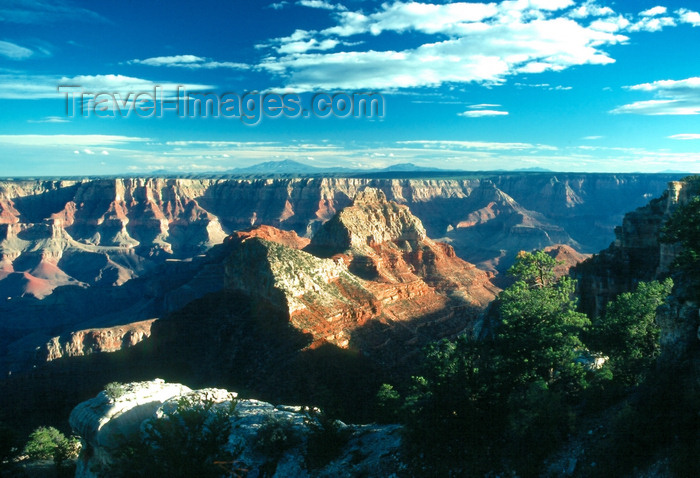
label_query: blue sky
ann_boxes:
[1,0,700,175]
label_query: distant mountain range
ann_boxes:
[228,160,446,175]
[143,161,693,179]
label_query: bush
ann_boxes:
[588,279,672,386]
[54,435,81,465]
[104,382,126,401]
[23,426,65,460]
[106,395,239,478]
[375,384,401,423]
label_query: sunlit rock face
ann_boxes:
[70,379,403,478]
[225,188,498,356]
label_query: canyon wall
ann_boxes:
[575,178,699,365]
[0,173,678,373]
[0,174,676,299]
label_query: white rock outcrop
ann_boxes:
[70,379,403,478]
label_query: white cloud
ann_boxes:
[567,1,615,19]
[677,8,700,26]
[0,0,106,24]
[128,55,248,69]
[589,15,630,33]
[0,134,149,146]
[0,40,33,59]
[668,134,700,140]
[269,1,288,9]
[298,0,346,11]
[27,116,69,123]
[0,73,213,99]
[259,1,630,90]
[612,77,700,115]
[612,99,700,115]
[640,6,667,17]
[325,2,500,36]
[397,140,552,151]
[278,38,340,54]
[459,109,509,117]
[629,15,675,32]
[529,0,575,11]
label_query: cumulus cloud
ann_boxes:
[677,8,700,26]
[259,1,630,91]
[629,15,675,32]
[397,140,552,151]
[128,55,248,69]
[298,0,346,11]
[640,6,667,17]
[612,77,700,115]
[567,1,615,19]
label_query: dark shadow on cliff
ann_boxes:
[0,290,387,436]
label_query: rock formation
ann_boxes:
[0,174,676,303]
[575,181,686,317]
[575,178,699,365]
[543,244,591,278]
[225,188,498,353]
[41,319,156,361]
[70,379,403,478]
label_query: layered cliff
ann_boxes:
[224,189,498,353]
[0,173,678,374]
[575,178,699,364]
[575,180,691,317]
[0,174,676,303]
[42,319,156,361]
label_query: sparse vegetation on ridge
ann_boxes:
[380,248,679,476]
[104,395,239,478]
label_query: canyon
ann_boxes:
[0,173,677,375]
[0,172,689,439]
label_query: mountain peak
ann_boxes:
[310,187,426,253]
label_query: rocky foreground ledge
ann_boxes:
[69,379,403,478]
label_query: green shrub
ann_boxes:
[375,384,401,423]
[54,435,81,465]
[104,382,126,401]
[105,395,239,478]
[588,279,672,386]
[23,426,65,460]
